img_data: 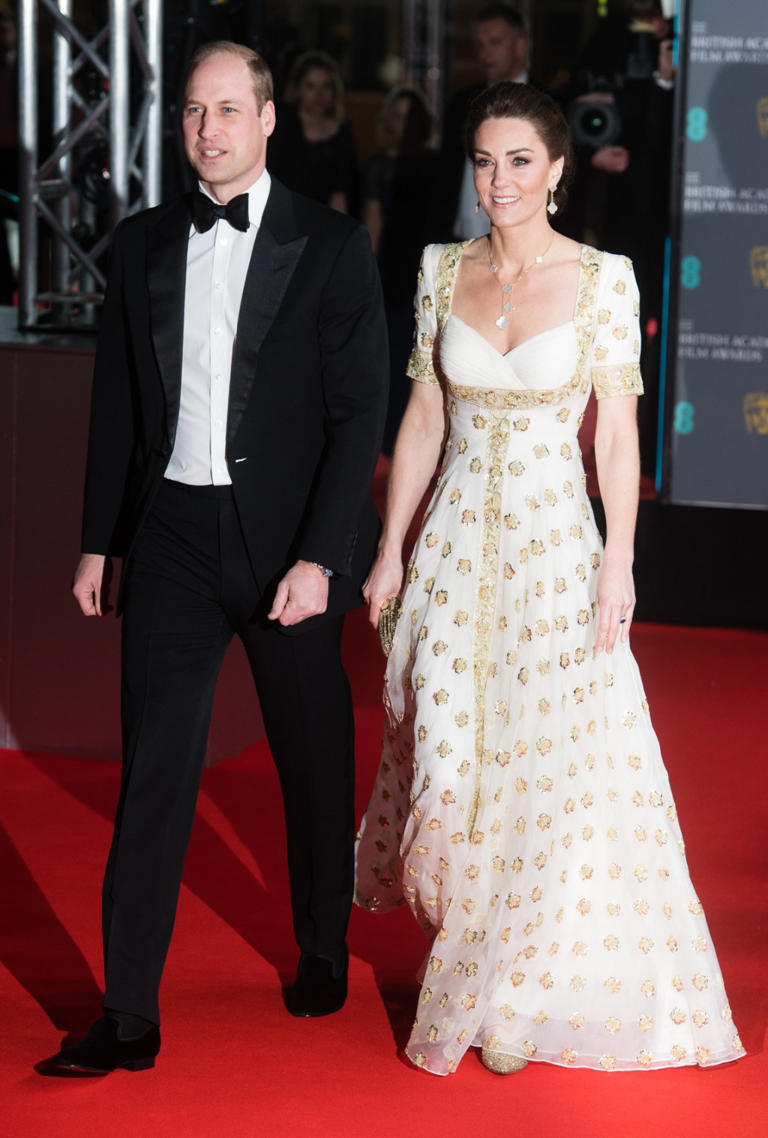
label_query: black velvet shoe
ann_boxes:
[286,951,348,1017]
[52,1015,160,1074]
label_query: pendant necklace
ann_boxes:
[488,233,555,329]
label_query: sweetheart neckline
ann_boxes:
[446,240,586,360]
[448,314,575,359]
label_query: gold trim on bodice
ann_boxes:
[436,242,602,411]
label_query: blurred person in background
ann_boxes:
[269,50,358,214]
[363,86,438,452]
[558,0,673,256]
[432,3,531,242]
[0,0,17,304]
[556,1,675,472]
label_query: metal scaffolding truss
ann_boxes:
[18,0,163,329]
[402,0,446,132]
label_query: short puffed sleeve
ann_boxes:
[406,244,441,384]
[589,253,644,399]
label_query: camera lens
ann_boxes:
[584,107,609,138]
[568,100,622,149]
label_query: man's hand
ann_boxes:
[591,145,630,174]
[268,560,330,627]
[72,553,109,616]
[575,91,615,105]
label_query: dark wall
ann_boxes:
[0,313,264,758]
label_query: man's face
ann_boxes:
[183,52,275,202]
[473,17,529,84]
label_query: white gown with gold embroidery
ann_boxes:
[354,243,744,1076]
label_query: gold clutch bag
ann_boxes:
[378,596,402,657]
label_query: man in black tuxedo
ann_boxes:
[431,4,530,242]
[55,41,387,1074]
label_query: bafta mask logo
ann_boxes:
[743,393,768,435]
[758,96,768,140]
[751,247,768,288]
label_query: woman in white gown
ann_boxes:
[354,83,744,1077]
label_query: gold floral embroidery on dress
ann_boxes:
[592,364,644,399]
[406,245,454,385]
[407,343,438,383]
[435,241,471,331]
[467,410,508,838]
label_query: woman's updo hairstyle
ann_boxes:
[464,82,575,213]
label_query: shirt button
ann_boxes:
[215,281,224,291]
[214,418,223,426]
[214,327,222,335]
[214,373,222,382]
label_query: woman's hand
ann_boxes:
[595,550,635,654]
[363,548,404,628]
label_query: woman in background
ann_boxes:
[363,86,438,453]
[269,50,357,214]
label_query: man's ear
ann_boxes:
[262,100,276,138]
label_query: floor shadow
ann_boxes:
[32,750,298,990]
[0,818,103,1034]
[376,981,422,1054]
[347,899,427,1059]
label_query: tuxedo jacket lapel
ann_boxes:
[145,183,306,455]
[146,200,191,447]
[227,180,307,451]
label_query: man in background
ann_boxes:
[432,4,530,242]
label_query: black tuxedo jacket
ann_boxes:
[82,178,388,629]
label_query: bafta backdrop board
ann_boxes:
[666,0,768,508]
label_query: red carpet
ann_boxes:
[1,618,767,1137]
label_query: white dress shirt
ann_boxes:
[165,171,271,485]
[454,159,491,241]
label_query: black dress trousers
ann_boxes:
[102,479,355,1024]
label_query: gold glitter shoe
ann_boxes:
[481,1047,528,1075]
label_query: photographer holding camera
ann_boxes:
[557,1,675,473]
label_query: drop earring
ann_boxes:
[474,200,481,215]
[547,187,558,216]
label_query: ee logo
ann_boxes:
[686,107,708,141]
[681,256,701,289]
[674,402,695,435]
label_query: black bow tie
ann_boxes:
[191,190,250,233]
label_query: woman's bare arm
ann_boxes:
[363,379,446,625]
[593,393,640,653]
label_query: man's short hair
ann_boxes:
[185,41,274,111]
[474,4,528,35]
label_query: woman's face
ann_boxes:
[387,96,412,146]
[472,116,562,230]
[296,67,336,117]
